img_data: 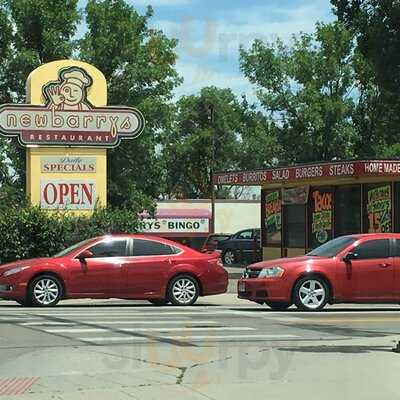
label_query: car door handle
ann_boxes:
[379,263,391,268]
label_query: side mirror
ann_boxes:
[77,249,93,262]
[342,252,357,263]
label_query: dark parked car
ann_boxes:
[201,233,231,253]
[218,228,261,265]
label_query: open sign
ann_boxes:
[40,180,96,210]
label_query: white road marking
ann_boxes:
[0,317,39,321]
[21,320,217,326]
[79,334,299,343]
[44,326,256,334]
[23,310,260,318]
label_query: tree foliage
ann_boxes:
[0,0,181,206]
[332,0,400,155]
[240,22,359,163]
[80,0,182,206]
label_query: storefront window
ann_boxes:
[335,185,361,236]
[364,183,392,233]
[265,190,282,245]
[284,204,306,248]
[309,187,333,249]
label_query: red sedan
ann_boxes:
[0,234,228,307]
[238,233,400,311]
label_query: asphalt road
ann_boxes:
[0,295,400,399]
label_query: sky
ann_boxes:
[78,0,336,100]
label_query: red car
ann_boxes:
[238,233,400,311]
[0,234,228,307]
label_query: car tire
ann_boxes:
[15,299,31,307]
[167,275,200,306]
[293,276,329,311]
[28,275,63,307]
[265,301,292,311]
[222,249,236,265]
[148,299,169,306]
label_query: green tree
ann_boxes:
[0,0,181,206]
[240,22,358,163]
[0,0,81,186]
[161,87,243,199]
[79,0,182,206]
[237,98,282,170]
[332,0,400,156]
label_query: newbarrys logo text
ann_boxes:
[0,66,145,147]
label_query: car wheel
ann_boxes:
[223,249,236,265]
[293,277,329,311]
[28,275,63,307]
[168,275,200,306]
[265,301,292,311]
[148,299,169,306]
[15,299,31,307]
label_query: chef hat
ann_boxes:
[62,68,91,88]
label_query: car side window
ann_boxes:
[133,239,176,256]
[88,239,128,258]
[394,239,400,257]
[354,239,390,259]
[236,230,253,240]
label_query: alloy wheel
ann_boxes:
[298,279,326,310]
[171,277,198,305]
[33,278,60,306]
[223,250,235,265]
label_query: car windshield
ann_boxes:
[53,238,95,257]
[210,235,230,242]
[307,236,356,258]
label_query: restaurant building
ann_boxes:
[213,159,400,260]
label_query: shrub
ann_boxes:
[0,202,154,264]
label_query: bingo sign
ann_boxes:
[265,191,282,243]
[139,218,209,234]
[310,189,333,247]
[366,185,392,233]
[41,180,96,210]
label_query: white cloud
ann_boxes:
[154,2,334,59]
[173,61,257,100]
[153,1,335,98]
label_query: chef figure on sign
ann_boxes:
[44,67,93,111]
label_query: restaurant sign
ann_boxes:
[214,160,400,185]
[41,156,96,173]
[0,66,145,147]
[40,180,96,210]
[139,218,209,234]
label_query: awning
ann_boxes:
[140,208,211,219]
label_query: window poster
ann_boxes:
[265,190,282,244]
[366,184,392,233]
[310,188,333,247]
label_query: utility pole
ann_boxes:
[207,104,215,234]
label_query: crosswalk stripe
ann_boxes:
[44,326,255,333]
[21,320,217,326]
[0,317,39,321]
[22,311,259,318]
[79,334,299,343]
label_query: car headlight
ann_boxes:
[3,266,29,277]
[258,266,284,278]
